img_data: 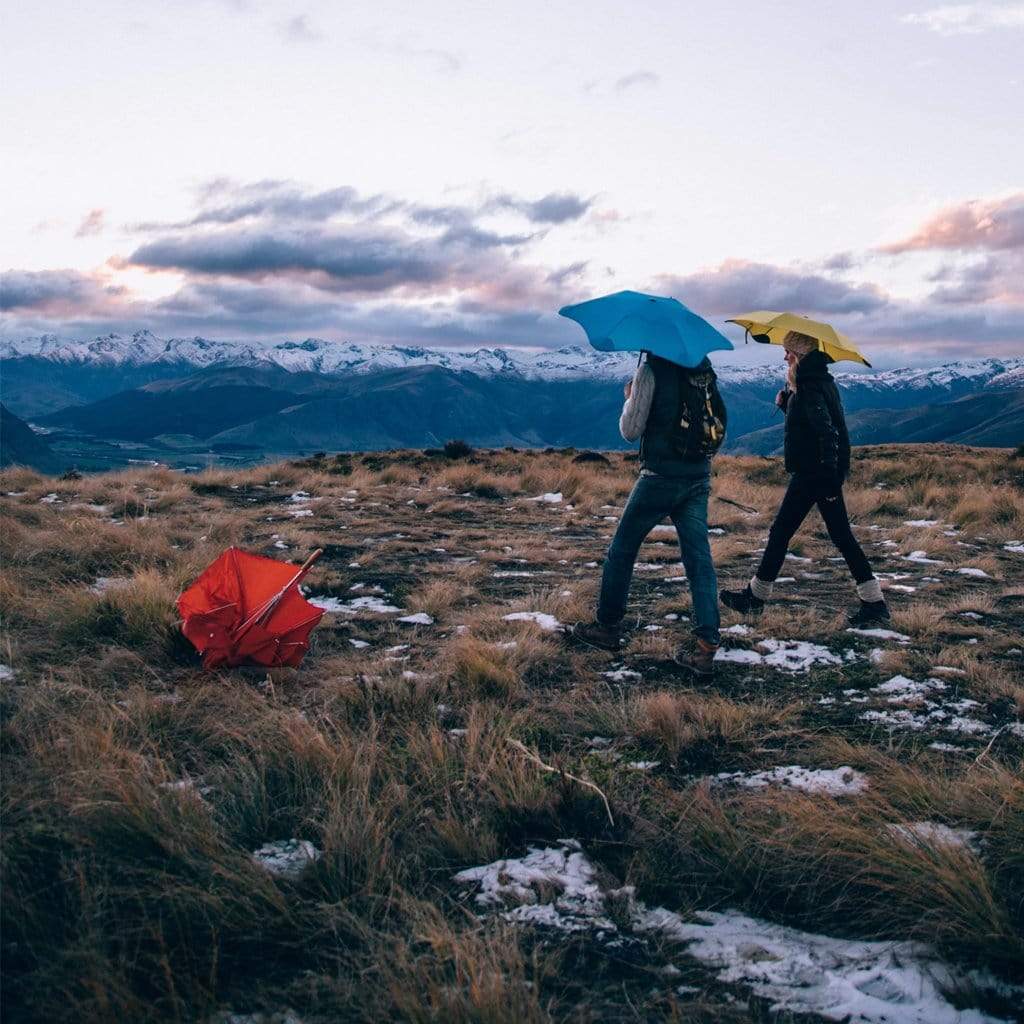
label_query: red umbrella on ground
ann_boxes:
[177,547,325,669]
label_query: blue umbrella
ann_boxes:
[558,290,733,368]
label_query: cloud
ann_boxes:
[281,14,321,43]
[122,181,596,314]
[5,257,1022,359]
[0,274,577,350]
[381,37,462,73]
[902,3,1024,35]
[127,217,557,302]
[821,251,858,271]
[878,193,1024,308]
[132,180,593,233]
[657,259,889,316]
[928,252,1024,305]
[545,262,589,288]
[129,226,459,293]
[8,181,1022,361]
[880,193,1024,253]
[486,191,594,224]
[613,71,661,92]
[74,209,106,238]
[863,303,1024,353]
[0,269,124,313]
[132,183,390,230]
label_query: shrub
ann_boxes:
[443,439,473,459]
[572,451,611,465]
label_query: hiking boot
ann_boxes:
[848,600,891,627]
[720,585,764,616]
[674,638,719,678]
[568,620,625,652]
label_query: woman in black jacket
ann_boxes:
[721,331,889,625]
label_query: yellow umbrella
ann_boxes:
[726,311,871,367]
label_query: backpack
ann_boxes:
[668,366,726,458]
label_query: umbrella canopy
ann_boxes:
[726,311,871,367]
[177,547,324,669]
[559,290,733,369]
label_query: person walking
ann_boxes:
[571,351,726,676]
[720,331,889,625]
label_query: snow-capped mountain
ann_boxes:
[1,331,642,379]
[4,330,1021,392]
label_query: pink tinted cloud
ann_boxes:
[74,208,106,238]
[881,193,1024,253]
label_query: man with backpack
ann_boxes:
[570,352,726,676]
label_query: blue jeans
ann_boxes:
[597,473,720,645]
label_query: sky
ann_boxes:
[1,0,1022,368]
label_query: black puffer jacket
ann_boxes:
[779,350,851,481]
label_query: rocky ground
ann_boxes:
[2,444,1022,1023]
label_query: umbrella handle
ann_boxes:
[297,548,324,575]
[253,548,324,627]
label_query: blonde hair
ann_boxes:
[783,330,819,391]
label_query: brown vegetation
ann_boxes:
[1,445,1022,1022]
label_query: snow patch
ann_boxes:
[251,839,321,880]
[603,668,642,683]
[903,550,945,565]
[454,844,1016,1024]
[847,627,911,642]
[397,612,434,625]
[715,648,764,666]
[871,675,947,704]
[714,765,867,797]
[886,821,979,853]
[502,611,563,631]
[88,576,131,595]
[640,908,1015,1024]
[715,640,840,673]
[209,1008,304,1024]
[452,843,612,932]
[758,639,841,672]
[308,595,401,614]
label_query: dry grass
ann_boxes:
[2,444,1022,1023]
[633,691,800,761]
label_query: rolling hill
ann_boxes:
[732,389,1024,454]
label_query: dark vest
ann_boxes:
[639,355,712,478]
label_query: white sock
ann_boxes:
[749,576,773,601]
[857,578,884,603]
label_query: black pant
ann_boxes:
[757,474,873,585]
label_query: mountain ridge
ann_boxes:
[6,333,1022,465]
[4,330,1022,390]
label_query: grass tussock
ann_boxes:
[634,691,800,763]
